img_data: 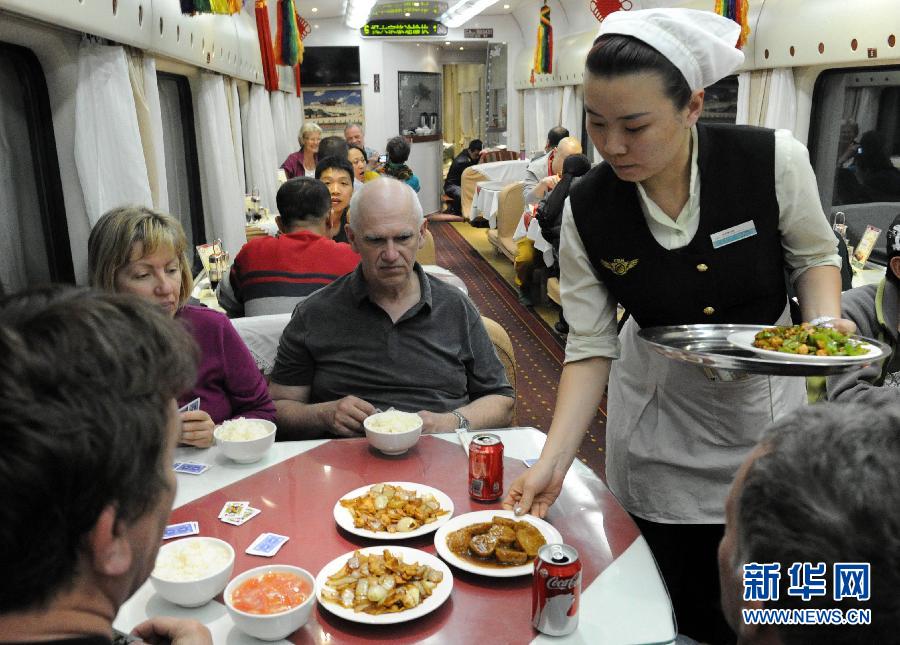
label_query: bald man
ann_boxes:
[522,136,583,205]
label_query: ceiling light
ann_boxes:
[344,0,378,28]
[405,11,410,15]
[503,3,509,7]
[459,46,464,50]
[311,6,318,11]
[445,40,451,44]
[314,23,319,28]
[441,0,500,28]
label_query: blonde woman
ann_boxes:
[281,122,322,179]
[88,206,275,448]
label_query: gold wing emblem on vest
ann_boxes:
[600,258,639,276]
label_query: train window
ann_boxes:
[809,66,900,265]
[700,75,738,124]
[0,43,74,293]
[157,72,205,265]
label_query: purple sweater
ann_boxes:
[176,305,275,424]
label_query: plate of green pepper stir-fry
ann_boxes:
[728,324,883,362]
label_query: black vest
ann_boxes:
[569,124,786,328]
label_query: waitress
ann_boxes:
[504,9,849,643]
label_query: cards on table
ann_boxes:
[217,501,260,526]
[177,397,201,413]
[246,532,290,557]
[173,461,211,475]
[163,521,199,540]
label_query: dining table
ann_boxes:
[114,428,676,644]
[472,180,509,225]
[513,209,555,267]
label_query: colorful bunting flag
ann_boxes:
[533,3,552,75]
[715,0,750,48]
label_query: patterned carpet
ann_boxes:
[429,221,608,481]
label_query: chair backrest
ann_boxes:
[479,149,520,164]
[481,316,516,419]
[497,181,525,238]
[231,313,292,375]
[831,202,899,265]
[461,166,489,219]
[417,228,436,265]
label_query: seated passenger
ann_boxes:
[89,206,275,447]
[531,125,570,161]
[269,178,514,440]
[0,287,210,645]
[348,143,368,189]
[316,156,355,244]
[344,122,379,166]
[443,139,483,214]
[281,122,322,179]
[218,177,360,317]
[372,136,421,193]
[522,136,583,205]
[719,393,900,644]
[827,213,900,401]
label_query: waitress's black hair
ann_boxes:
[586,34,692,110]
[542,154,592,221]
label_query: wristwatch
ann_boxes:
[450,410,470,430]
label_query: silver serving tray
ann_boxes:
[637,324,891,378]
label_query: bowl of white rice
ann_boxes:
[214,418,277,463]
[363,410,423,455]
[150,537,235,607]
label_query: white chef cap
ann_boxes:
[597,8,745,91]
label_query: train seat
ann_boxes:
[487,181,524,262]
[481,316,516,415]
[417,229,437,265]
[460,165,489,219]
[832,202,899,265]
[546,276,560,306]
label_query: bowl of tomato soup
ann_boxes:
[224,564,315,640]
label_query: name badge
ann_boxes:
[710,220,757,249]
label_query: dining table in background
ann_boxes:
[114,428,676,644]
[472,180,509,226]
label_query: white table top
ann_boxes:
[114,429,675,644]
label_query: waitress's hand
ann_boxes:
[503,456,568,519]
[180,410,215,448]
[808,317,857,335]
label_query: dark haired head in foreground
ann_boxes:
[719,394,900,644]
[0,287,210,643]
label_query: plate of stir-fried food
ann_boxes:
[334,482,454,539]
[315,546,453,624]
[728,324,884,363]
[434,510,563,577]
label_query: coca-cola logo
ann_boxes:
[546,574,580,591]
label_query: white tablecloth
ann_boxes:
[513,209,555,266]
[476,158,529,182]
[472,180,507,225]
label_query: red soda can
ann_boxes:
[532,543,581,636]
[468,433,503,501]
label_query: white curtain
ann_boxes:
[225,78,246,193]
[243,83,280,216]
[74,41,152,225]
[560,85,583,145]
[522,86,566,157]
[285,94,303,143]
[194,72,245,256]
[763,68,797,132]
[735,71,751,126]
[269,90,291,166]
[142,56,169,211]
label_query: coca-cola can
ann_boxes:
[532,543,581,636]
[468,433,503,501]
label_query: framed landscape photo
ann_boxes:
[301,87,364,136]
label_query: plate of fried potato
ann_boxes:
[333,482,454,540]
[315,546,453,624]
[434,510,563,577]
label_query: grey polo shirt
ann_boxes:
[271,263,513,412]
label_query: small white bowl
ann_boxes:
[214,418,277,463]
[150,537,235,607]
[363,411,423,455]
[224,564,316,641]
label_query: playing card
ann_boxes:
[219,501,250,521]
[173,461,211,475]
[163,521,199,539]
[246,532,289,557]
[221,507,260,526]
[177,397,201,413]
